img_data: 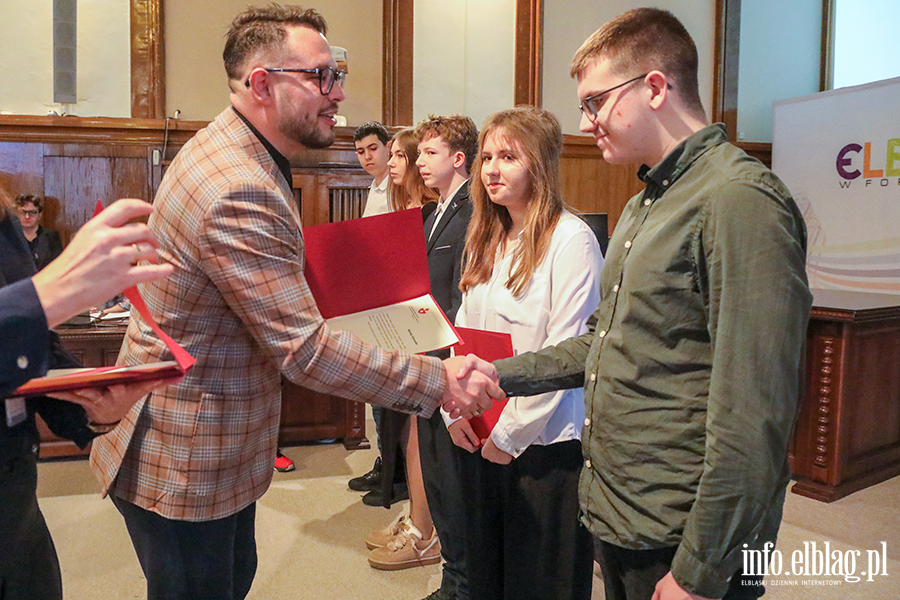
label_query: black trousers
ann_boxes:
[459,439,593,600]
[418,411,470,600]
[0,448,62,600]
[112,496,257,600]
[593,539,766,600]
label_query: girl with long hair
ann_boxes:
[387,127,438,212]
[450,106,603,599]
[365,127,441,571]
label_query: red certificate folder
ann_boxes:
[303,208,459,353]
[454,327,514,439]
[12,362,185,396]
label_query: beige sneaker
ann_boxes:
[367,523,441,571]
[365,510,410,550]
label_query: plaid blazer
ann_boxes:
[90,108,446,521]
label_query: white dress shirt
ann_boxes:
[454,211,604,458]
[362,174,390,217]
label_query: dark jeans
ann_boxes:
[418,411,470,600]
[371,404,385,455]
[593,539,766,600]
[459,439,593,600]
[112,495,257,600]
[0,447,62,600]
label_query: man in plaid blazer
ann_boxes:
[90,7,501,600]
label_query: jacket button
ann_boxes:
[17,356,29,369]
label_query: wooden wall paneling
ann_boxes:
[560,136,643,233]
[42,148,151,244]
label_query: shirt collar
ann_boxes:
[638,123,728,191]
[441,179,468,206]
[232,107,293,187]
[373,174,390,193]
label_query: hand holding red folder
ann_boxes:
[9,201,194,397]
[453,327,514,439]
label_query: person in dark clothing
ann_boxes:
[15,194,63,270]
[1,199,174,600]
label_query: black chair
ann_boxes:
[578,213,609,257]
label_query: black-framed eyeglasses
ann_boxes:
[17,208,40,217]
[578,73,648,121]
[244,66,346,95]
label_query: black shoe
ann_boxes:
[362,482,409,506]
[348,457,382,491]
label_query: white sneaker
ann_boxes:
[368,523,442,571]
[365,508,410,550]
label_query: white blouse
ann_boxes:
[454,211,603,458]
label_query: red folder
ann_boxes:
[304,208,431,319]
[454,327,514,439]
[303,208,458,352]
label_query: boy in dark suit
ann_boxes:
[366,115,477,595]
[415,115,478,600]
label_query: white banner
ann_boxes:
[773,76,900,293]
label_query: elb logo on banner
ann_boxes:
[773,76,900,294]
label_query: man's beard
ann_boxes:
[279,104,338,149]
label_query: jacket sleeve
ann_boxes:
[494,315,595,397]
[197,183,447,417]
[0,279,50,398]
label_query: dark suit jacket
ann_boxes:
[28,226,64,271]
[0,211,92,452]
[425,181,472,332]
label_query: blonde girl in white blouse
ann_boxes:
[449,106,603,600]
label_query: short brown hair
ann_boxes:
[15,194,43,212]
[223,4,327,84]
[570,8,704,116]
[414,114,478,175]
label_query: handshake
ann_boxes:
[439,354,505,419]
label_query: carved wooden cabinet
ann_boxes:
[791,289,900,501]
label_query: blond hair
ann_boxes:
[460,107,563,297]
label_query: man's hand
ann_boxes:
[48,376,181,427]
[440,354,505,418]
[652,572,719,600]
[32,198,174,328]
[452,353,499,382]
[448,418,481,452]
[481,436,512,465]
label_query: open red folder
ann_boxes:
[303,208,458,353]
[10,200,195,397]
[454,327,513,439]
